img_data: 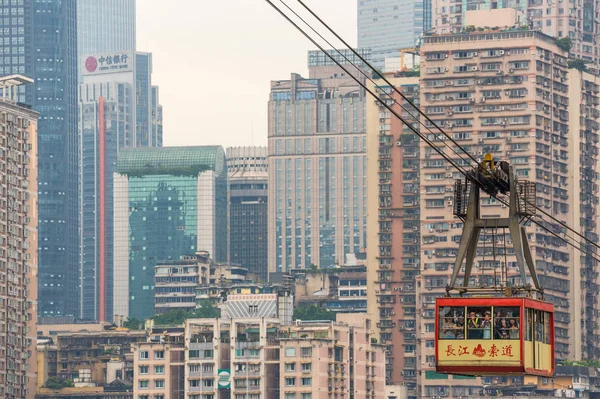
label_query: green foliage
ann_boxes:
[293,305,336,322]
[568,58,589,72]
[464,25,476,32]
[560,359,600,368]
[123,317,143,330]
[44,377,74,389]
[555,37,572,53]
[150,301,220,326]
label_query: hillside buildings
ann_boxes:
[268,50,368,273]
[0,76,39,399]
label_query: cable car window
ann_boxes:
[438,306,465,339]
[544,311,551,344]
[466,307,492,339]
[493,306,520,340]
[525,308,533,341]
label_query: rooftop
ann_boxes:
[117,145,226,176]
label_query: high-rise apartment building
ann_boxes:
[366,76,421,388]
[431,0,599,63]
[0,0,79,320]
[113,146,228,321]
[227,146,268,280]
[0,76,39,399]
[412,29,600,397]
[358,0,432,68]
[79,50,163,322]
[77,0,136,58]
[268,51,368,273]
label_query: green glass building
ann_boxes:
[113,146,227,320]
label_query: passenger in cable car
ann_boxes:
[442,318,456,339]
[454,316,465,339]
[499,319,510,339]
[482,311,492,339]
[509,318,519,339]
[467,311,481,339]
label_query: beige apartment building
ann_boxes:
[366,76,421,391]
[133,333,185,399]
[430,0,600,63]
[0,75,39,399]
[416,29,600,397]
[132,317,385,399]
[367,28,600,398]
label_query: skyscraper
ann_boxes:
[113,146,228,320]
[77,0,136,57]
[268,50,368,273]
[358,0,431,68]
[0,76,39,399]
[227,146,269,280]
[0,0,81,320]
[79,49,163,321]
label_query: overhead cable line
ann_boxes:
[294,0,600,257]
[264,0,600,265]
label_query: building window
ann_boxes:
[285,347,296,357]
[139,351,149,360]
[285,394,297,399]
[301,394,312,399]
[301,377,312,386]
[285,377,296,386]
[138,380,149,389]
[285,362,296,371]
[139,365,149,374]
[300,347,312,357]
[302,363,312,372]
[190,380,200,388]
[204,379,215,387]
[154,379,164,388]
[155,351,164,359]
[155,365,164,374]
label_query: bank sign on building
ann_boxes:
[83,52,134,76]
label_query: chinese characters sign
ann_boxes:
[82,52,133,75]
[438,340,520,366]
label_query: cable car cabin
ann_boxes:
[435,297,554,377]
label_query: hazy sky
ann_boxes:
[136,0,357,149]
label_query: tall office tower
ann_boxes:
[113,146,228,321]
[358,0,432,68]
[267,50,368,274]
[0,76,39,399]
[0,0,81,320]
[77,0,136,56]
[415,30,599,397]
[366,76,421,389]
[431,0,599,63]
[227,146,269,280]
[79,51,163,321]
[151,86,163,147]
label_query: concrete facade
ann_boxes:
[0,92,39,399]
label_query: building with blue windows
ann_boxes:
[0,0,80,320]
[267,51,368,274]
[77,0,136,57]
[358,0,431,68]
[113,146,228,320]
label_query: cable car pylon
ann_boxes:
[447,155,540,297]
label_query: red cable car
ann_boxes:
[434,163,555,377]
[435,297,554,376]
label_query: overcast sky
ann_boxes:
[136,1,357,149]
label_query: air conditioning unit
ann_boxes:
[499,50,505,55]
[473,52,478,56]
[471,66,478,71]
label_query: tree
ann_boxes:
[150,301,220,326]
[123,317,143,330]
[555,37,572,53]
[293,305,336,321]
[568,58,589,72]
[44,377,73,389]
